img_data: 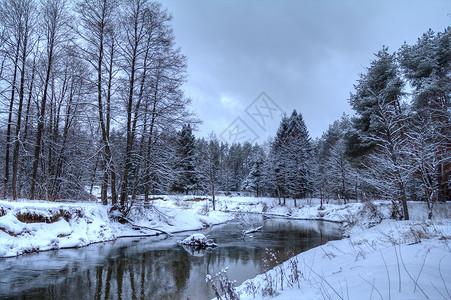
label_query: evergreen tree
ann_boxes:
[399,28,451,204]
[349,46,409,219]
[271,114,290,204]
[172,124,198,194]
[315,114,356,204]
[270,110,313,206]
[241,144,266,197]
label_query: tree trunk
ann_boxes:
[3,42,20,199]
[51,73,72,200]
[30,23,56,200]
[120,35,138,209]
[18,50,37,197]
[12,31,29,200]
[144,78,159,202]
[106,36,117,205]
[212,183,215,211]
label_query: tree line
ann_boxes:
[0,0,194,208]
[171,28,450,220]
[0,0,449,220]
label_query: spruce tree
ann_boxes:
[172,124,198,194]
[241,145,266,197]
[271,110,313,206]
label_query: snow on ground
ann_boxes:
[1,195,450,300]
[233,200,451,300]
[0,196,233,258]
[236,218,451,300]
[0,201,116,257]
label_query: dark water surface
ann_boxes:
[0,216,341,300]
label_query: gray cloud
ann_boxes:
[163,0,450,140]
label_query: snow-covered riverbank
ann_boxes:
[1,196,449,258]
[0,196,233,258]
[0,195,373,258]
[236,218,451,300]
[233,200,451,300]
[1,196,450,299]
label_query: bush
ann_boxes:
[206,268,239,300]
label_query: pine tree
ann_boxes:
[271,114,290,204]
[286,110,313,205]
[349,46,409,219]
[399,28,451,204]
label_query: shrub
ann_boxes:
[206,268,239,300]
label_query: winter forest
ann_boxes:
[0,0,450,223]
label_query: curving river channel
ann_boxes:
[0,216,341,300]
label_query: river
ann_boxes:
[0,216,341,300]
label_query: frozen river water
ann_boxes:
[0,216,341,300]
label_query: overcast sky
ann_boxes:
[162,0,450,143]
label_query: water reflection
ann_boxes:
[0,218,341,300]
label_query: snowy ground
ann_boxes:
[1,196,450,300]
[232,200,451,300]
[235,218,451,300]
[0,196,233,258]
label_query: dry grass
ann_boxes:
[15,209,77,224]
[185,197,209,202]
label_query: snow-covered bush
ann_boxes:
[199,203,210,215]
[357,201,384,228]
[261,273,278,297]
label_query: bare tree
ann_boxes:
[29,0,69,199]
[11,0,38,200]
[118,0,192,208]
[75,0,119,205]
[0,0,23,198]
[204,134,220,210]
[119,0,149,208]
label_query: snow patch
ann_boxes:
[179,233,217,248]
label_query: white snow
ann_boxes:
[0,201,116,257]
[179,233,217,247]
[1,195,450,300]
[236,218,451,300]
[243,226,262,235]
[0,197,233,257]
[234,201,451,300]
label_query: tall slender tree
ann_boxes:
[270,110,313,206]
[0,0,33,198]
[30,0,69,199]
[10,0,37,200]
[75,0,119,205]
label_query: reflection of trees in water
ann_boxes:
[35,246,192,300]
[262,220,334,250]
[194,246,259,270]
